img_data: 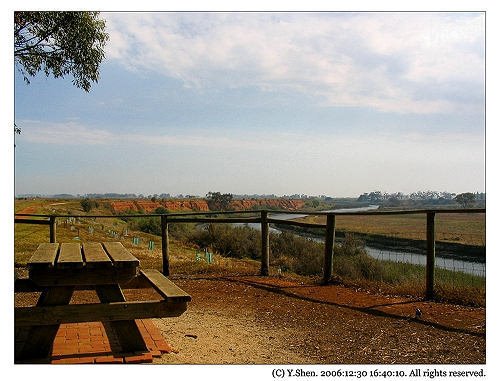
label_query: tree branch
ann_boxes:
[15,46,65,58]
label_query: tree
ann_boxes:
[154,207,169,214]
[81,198,99,212]
[14,11,108,92]
[454,192,476,208]
[206,192,233,211]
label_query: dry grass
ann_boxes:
[298,213,485,246]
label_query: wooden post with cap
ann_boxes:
[323,214,336,284]
[260,211,270,276]
[161,215,170,276]
[425,211,436,300]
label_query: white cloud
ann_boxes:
[18,119,483,155]
[103,12,484,114]
[17,120,282,150]
[18,120,113,145]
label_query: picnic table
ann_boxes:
[15,242,191,360]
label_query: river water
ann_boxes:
[236,205,485,278]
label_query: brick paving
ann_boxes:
[16,319,176,364]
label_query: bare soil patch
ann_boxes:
[150,275,485,364]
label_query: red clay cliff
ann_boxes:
[110,198,305,213]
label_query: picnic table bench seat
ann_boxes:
[15,242,191,360]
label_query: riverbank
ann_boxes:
[293,212,485,247]
[273,224,485,263]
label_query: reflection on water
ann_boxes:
[365,247,485,277]
[269,205,380,220]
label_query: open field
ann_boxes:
[296,213,485,246]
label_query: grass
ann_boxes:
[333,257,485,306]
[297,213,485,246]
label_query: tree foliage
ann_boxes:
[14,11,108,92]
[454,192,476,208]
[206,191,233,211]
[80,198,99,212]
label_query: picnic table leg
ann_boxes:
[17,286,74,360]
[95,284,148,353]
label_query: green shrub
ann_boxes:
[331,233,386,281]
[334,233,366,256]
[270,232,323,275]
[169,223,196,241]
[127,216,196,242]
[128,217,161,235]
[190,224,261,259]
[80,198,99,212]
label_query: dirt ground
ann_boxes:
[14,271,485,364]
[149,275,485,364]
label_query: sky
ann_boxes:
[13,11,486,197]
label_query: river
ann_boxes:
[235,205,485,277]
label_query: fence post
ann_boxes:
[260,210,270,276]
[426,211,436,300]
[49,216,57,243]
[161,215,170,276]
[323,214,336,284]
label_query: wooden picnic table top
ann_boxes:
[27,242,140,287]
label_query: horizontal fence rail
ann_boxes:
[15,208,485,300]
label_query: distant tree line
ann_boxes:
[357,191,485,208]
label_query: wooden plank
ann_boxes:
[102,242,139,267]
[83,242,112,268]
[28,267,137,287]
[96,284,146,352]
[57,242,83,269]
[15,300,188,326]
[268,218,325,229]
[27,243,59,270]
[49,216,56,243]
[426,212,436,300]
[323,214,336,284]
[14,278,45,292]
[140,269,191,302]
[261,211,269,276]
[161,216,169,276]
[168,217,261,224]
[103,242,139,268]
[14,218,51,225]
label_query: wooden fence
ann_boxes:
[15,208,486,300]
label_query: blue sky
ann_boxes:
[13,11,485,197]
